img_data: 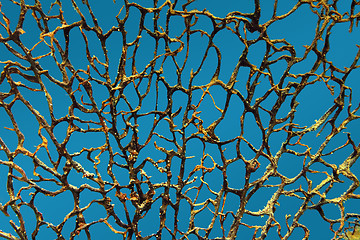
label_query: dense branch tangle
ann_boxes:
[0,0,360,239]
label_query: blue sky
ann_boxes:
[0,0,360,239]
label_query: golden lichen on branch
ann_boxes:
[0,0,359,239]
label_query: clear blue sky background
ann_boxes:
[0,0,360,239]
